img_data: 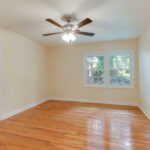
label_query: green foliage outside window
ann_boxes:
[92,56,104,84]
[110,55,131,86]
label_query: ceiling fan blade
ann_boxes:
[78,18,92,28]
[43,32,62,36]
[46,18,63,29]
[75,30,95,36]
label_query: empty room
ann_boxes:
[0,0,150,149]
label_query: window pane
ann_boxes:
[86,55,105,86]
[109,53,131,87]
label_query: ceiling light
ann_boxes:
[62,33,76,43]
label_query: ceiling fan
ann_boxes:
[43,17,95,44]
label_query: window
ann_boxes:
[84,51,134,88]
[108,51,133,88]
[84,54,105,87]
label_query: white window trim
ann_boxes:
[83,52,107,88]
[83,50,134,89]
[108,50,134,88]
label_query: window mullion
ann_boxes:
[105,52,109,87]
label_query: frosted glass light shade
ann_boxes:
[62,33,76,42]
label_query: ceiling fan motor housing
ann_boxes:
[63,24,76,34]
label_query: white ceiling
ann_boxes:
[0,0,150,46]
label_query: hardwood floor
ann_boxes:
[0,100,150,150]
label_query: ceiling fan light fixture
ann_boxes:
[62,33,76,43]
[43,17,94,45]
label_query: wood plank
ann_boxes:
[0,100,150,150]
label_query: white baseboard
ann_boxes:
[138,105,150,120]
[1,96,149,120]
[49,97,138,106]
[49,97,150,120]
[0,97,50,120]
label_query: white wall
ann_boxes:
[0,41,2,116]
[0,27,144,119]
[49,39,140,105]
[0,28,49,116]
[139,26,150,116]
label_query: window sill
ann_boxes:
[108,85,134,89]
[84,84,106,88]
[84,84,134,89]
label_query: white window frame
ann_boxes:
[108,50,134,88]
[83,50,134,88]
[83,52,107,88]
